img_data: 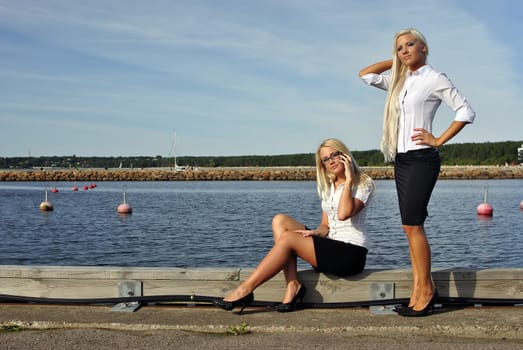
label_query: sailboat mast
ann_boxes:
[173,132,177,168]
[167,131,177,169]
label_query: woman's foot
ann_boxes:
[411,288,436,312]
[281,281,302,304]
[274,281,306,313]
[222,286,252,303]
[407,291,418,308]
[408,280,435,308]
[213,292,254,313]
[212,287,254,313]
[397,290,438,317]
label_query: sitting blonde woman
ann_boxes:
[213,138,375,312]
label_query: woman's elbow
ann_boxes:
[337,213,351,221]
[338,204,364,221]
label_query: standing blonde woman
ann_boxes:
[359,28,475,316]
[213,138,374,313]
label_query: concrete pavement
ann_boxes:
[0,302,521,349]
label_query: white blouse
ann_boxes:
[321,181,374,249]
[361,64,476,154]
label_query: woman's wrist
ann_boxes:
[314,229,327,237]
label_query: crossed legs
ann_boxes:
[223,214,316,303]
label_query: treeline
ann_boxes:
[438,141,522,165]
[1,141,522,169]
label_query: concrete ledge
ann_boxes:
[0,266,521,303]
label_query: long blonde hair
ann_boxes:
[315,138,374,200]
[381,28,428,163]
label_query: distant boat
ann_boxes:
[168,132,186,172]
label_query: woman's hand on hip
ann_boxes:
[411,128,439,147]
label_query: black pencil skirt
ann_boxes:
[312,236,367,277]
[394,148,441,226]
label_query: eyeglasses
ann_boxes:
[321,151,343,164]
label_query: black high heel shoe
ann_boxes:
[396,290,439,317]
[393,304,410,313]
[274,284,306,313]
[213,292,254,313]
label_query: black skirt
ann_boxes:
[394,148,441,226]
[312,236,367,277]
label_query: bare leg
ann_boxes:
[403,224,434,311]
[272,214,306,283]
[224,221,316,303]
[407,241,419,307]
[272,214,310,303]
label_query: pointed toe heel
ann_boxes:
[397,290,438,317]
[213,292,254,313]
[274,285,306,313]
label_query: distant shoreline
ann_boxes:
[1,165,522,181]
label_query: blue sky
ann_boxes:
[1,0,522,157]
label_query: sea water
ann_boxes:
[0,180,521,269]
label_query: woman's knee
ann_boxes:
[272,213,289,228]
[272,213,294,238]
[272,213,286,237]
[402,224,426,238]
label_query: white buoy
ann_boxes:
[117,191,132,214]
[39,188,54,211]
[477,187,493,217]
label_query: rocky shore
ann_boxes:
[1,165,522,181]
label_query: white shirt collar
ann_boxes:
[407,64,430,77]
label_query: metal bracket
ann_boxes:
[369,282,398,315]
[111,280,143,312]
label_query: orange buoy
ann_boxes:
[117,191,132,214]
[51,187,59,193]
